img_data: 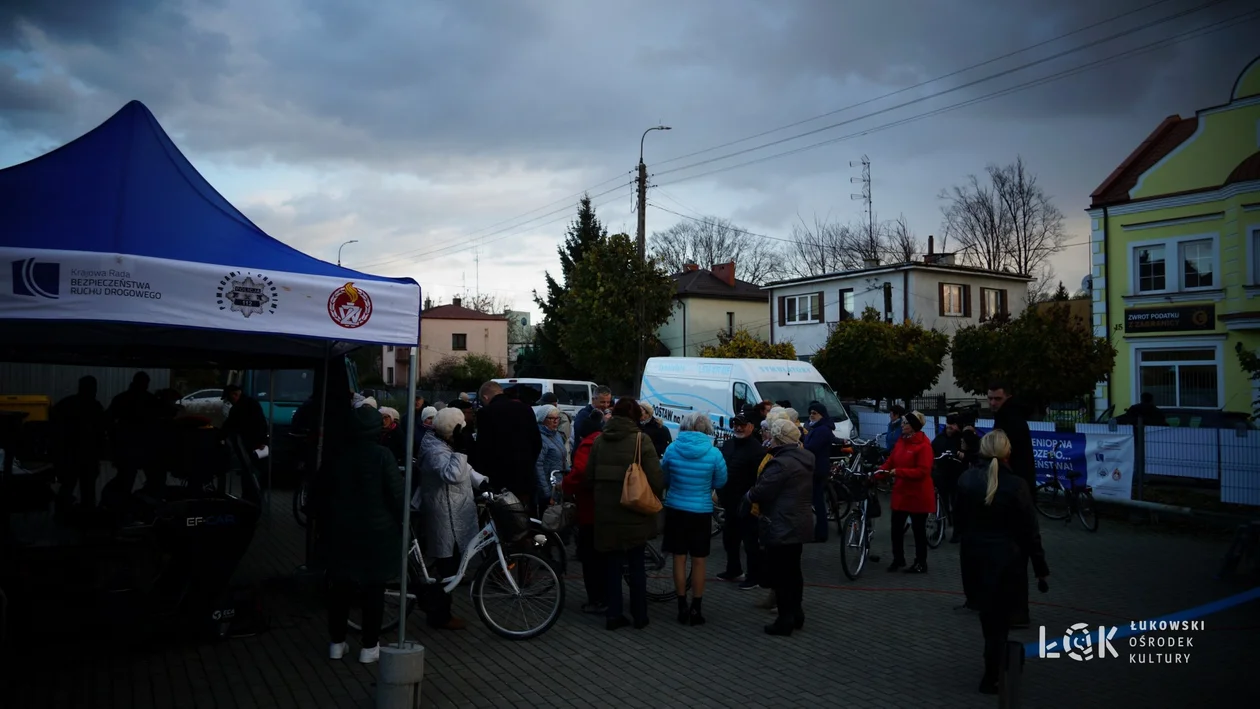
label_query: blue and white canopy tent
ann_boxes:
[0,100,419,368]
[0,102,424,633]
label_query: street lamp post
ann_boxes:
[635,125,670,397]
[337,239,359,267]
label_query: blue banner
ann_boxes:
[962,426,1090,490]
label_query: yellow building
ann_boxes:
[1088,55,1260,419]
[657,261,770,356]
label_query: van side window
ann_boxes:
[554,383,591,407]
[733,382,757,416]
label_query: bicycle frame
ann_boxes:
[412,521,523,596]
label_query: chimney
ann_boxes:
[927,234,934,255]
[711,261,736,287]
[452,296,462,308]
[862,257,880,269]
[683,263,700,272]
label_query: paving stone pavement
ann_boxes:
[4,490,1256,708]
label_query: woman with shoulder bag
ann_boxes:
[587,397,665,631]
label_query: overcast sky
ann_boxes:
[2,0,1256,317]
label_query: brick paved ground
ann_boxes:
[4,488,1256,708]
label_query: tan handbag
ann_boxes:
[620,434,662,515]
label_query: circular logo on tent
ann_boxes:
[217,271,278,318]
[328,282,373,328]
[1112,469,1122,481]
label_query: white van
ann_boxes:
[639,357,853,442]
[492,378,600,417]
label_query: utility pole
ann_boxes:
[474,247,480,298]
[635,125,671,396]
[850,155,874,261]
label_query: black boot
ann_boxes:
[886,559,905,572]
[793,607,804,630]
[677,596,689,624]
[688,597,705,626]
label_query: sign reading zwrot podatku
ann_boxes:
[1,248,419,345]
[1039,620,1202,664]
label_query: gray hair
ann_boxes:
[594,385,613,398]
[680,411,714,436]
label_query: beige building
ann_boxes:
[764,251,1032,399]
[381,297,508,385]
[657,261,770,356]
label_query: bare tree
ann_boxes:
[939,157,1066,280]
[850,211,888,266]
[886,214,920,264]
[991,156,1067,278]
[940,174,1009,271]
[649,216,784,284]
[462,292,513,315]
[784,215,852,278]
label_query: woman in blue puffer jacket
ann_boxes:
[660,411,728,626]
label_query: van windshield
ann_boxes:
[754,381,848,422]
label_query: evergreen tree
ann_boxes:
[532,196,608,378]
[1052,281,1070,301]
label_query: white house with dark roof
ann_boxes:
[657,261,770,356]
[764,249,1032,399]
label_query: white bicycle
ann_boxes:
[347,491,565,640]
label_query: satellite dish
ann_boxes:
[1081,274,1093,293]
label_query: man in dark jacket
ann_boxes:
[802,401,836,543]
[717,415,766,586]
[473,381,542,504]
[103,371,163,506]
[574,386,613,442]
[988,381,1035,627]
[53,376,108,513]
[223,384,270,456]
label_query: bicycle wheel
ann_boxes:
[473,551,564,640]
[638,542,687,601]
[830,484,853,534]
[344,545,422,635]
[292,480,308,528]
[710,507,725,538]
[1034,483,1070,520]
[1076,491,1099,532]
[926,493,947,549]
[839,512,868,580]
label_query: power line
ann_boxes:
[650,0,1183,169]
[652,8,1255,189]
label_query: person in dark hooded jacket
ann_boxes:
[745,418,815,636]
[319,405,408,665]
[988,381,1035,627]
[801,401,836,542]
[717,414,766,585]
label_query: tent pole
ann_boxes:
[266,368,275,515]
[397,345,419,649]
[306,350,332,572]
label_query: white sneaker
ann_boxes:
[329,642,349,660]
[359,644,380,664]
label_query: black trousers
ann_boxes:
[721,500,746,576]
[327,577,385,648]
[977,562,1022,683]
[57,459,100,509]
[575,524,606,605]
[765,543,804,624]
[423,556,460,627]
[604,545,647,623]
[1012,553,1030,624]
[742,515,766,585]
[891,510,928,564]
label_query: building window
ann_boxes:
[784,294,820,324]
[1252,228,1260,284]
[1136,245,1166,293]
[452,333,467,351]
[726,312,735,336]
[1180,239,1214,289]
[839,288,855,320]
[940,283,964,316]
[386,345,394,352]
[980,287,1008,321]
[1137,348,1219,408]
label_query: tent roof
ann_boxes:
[0,100,411,286]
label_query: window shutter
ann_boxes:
[963,285,972,318]
[778,296,786,326]
[938,282,945,317]
[999,288,1009,316]
[815,291,824,321]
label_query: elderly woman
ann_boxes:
[659,412,728,625]
[878,410,936,574]
[745,417,815,635]
[956,430,1050,694]
[589,397,665,631]
[321,404,407,664]
[378,406,406,465]
[535,404,569,512]
[638,402,672,458]
[417,407,490,631]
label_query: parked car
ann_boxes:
[178,388,223,405]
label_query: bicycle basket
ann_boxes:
[488,491,531,543]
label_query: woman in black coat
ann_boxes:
[638,402,673,458]
[955,430,1050,695]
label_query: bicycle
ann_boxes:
[347,491,565,640]
[827,438,884,528]
[921,450,964,549]
[1033,463,1099,532]
[837,470,882,580]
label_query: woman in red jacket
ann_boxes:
[878,410,935,573]
[563,430,606,614]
